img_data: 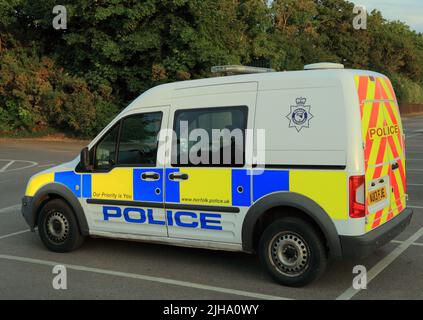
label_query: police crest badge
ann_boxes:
[286,97,314,132]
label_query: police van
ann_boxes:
[22,63,413,287]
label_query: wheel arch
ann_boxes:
[241,192,343,259]
[30,183,89,236]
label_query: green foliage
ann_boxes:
[390,73,423,104]
[0,47,118,137]
[0,0,423,138]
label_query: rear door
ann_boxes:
[355,75,406,232]
[379,78,407,223]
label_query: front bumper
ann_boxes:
[21,196,36,231]
[340,208,413,259]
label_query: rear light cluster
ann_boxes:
[349,176,366,218]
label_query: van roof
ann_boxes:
[125,68,386,112]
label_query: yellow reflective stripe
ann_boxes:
[381,206,391,225]
[25,172,55,197]
[91,168,133,201]
[381,100,406,214]
[380,78,404,144]
[179,168,232,206]
[377,164,392,228]
[361,78,377,142]
[361,102,373,148]
[290,171,348,220]
[366,158,390,231]
[366,77,377,100]
[366,212,376,232]
[354,76,360,92]
[394,168,406,205]
[379,77,394,101]
[367,102,385,174]
[383,101,403,160]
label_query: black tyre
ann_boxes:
[37,199,85,253]
[258,217,327,287]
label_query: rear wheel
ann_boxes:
[258,217,327,287]
[37,199,85,252]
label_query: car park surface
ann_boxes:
[0,115,422,300]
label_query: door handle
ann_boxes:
[141,172,160,180]
[169,172,189,181]
[392,162,399,171]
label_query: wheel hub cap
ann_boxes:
[46,211,69,243]
[270,232,310,277]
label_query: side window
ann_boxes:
[172,106,248,167]
[94,124,120,170]
[117,112,162,166]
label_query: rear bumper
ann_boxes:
[340,208,413,259]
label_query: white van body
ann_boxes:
[22,65,413,286]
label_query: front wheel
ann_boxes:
[258,217,328,287]
[37,199,85,253]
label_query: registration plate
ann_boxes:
[369,187,387,205]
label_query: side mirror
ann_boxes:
[80,147,91,171]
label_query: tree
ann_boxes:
[1,0,423,137]
[313,0,371,68]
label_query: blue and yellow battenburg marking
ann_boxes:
[26,168,348,220]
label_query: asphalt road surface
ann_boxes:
[0,115,422,300]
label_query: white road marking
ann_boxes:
[0,179,12,184]
[0,230,30,240]
[407,169,423,172]
[0,159,38,173]
[0,204,21,214]
[0,161,15,172]
[391,240,423,247]
[410,205,423,209]
[0,254,290,300]
[408,184,423,187]
[406,134,422,138]
[407,159,423,161]
[336,227,423,300]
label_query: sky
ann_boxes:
[350,0,423,32]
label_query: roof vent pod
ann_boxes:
[304,62,345,70]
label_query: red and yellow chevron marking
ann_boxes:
[354,75,407,232]
[378,77,406,225]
